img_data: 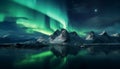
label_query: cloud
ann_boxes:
[80,12,120,29]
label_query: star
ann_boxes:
[94,9,98,12]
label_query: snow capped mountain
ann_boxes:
[0,29,120,45]
[85,31,105,43]
[99,30,109,36]
[97,31,112,43]
[111,33,120,43]
[86,31,96,40]
[49,29,120,44]
[49,29,69,44]
[50,30,61,40]
[85,31,120,43]
[112,33,120,37]
[49,29,83,45]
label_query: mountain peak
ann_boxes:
[50,30,61,40]
[112,33,120,37]
[99,30,109,36]
[86,31,96,40]
[49,29,83,45]
[61,29,69,37]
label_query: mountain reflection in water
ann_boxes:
[0,45,120,69]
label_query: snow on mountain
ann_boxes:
[85,31,120,43]
[49,29,69,44]
[49,29,83,45]
[86,31,96,40]
[112,33,120,37]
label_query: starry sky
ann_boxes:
[67,0,120,34]
[0,0,120,37]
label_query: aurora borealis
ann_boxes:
[14,49,89,69]
[14,0,69,35]
[0,0,87,36]
[1,0,120,69]
[15,50,67,69]
[0,0,120,36]
[0,0,69,36]
[14,0,68,28]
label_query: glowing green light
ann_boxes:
[0,14,5,22]
[15,51,54,66]
[17,19,53,35]
[0,1,55,35]
[31,51,53,58]
[13,0,68,29]
[50,56,67,69]
[15,50,68,69]
[77,50,89,56]
[0,0,88,36]
[57,57,67,69]
[61,57,67,66]
[50,18,61,31]
[50,56,57,63]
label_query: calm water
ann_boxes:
[0,46,120,69]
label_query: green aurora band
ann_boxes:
[0,14,5,22]
[0,0,87,36]
[14,50,89,69]
[13,0,68,34]
[15,50,67,69]
[15,51,54,66]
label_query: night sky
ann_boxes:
[67,0,120,34]
[0,0,120,36]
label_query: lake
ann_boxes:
[0,45,120,69]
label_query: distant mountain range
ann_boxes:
[49,29,120,45]
[85,31,120,43]
[0,29,120,45]
[0,34,36,43]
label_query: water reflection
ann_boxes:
[0,45,120,69]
